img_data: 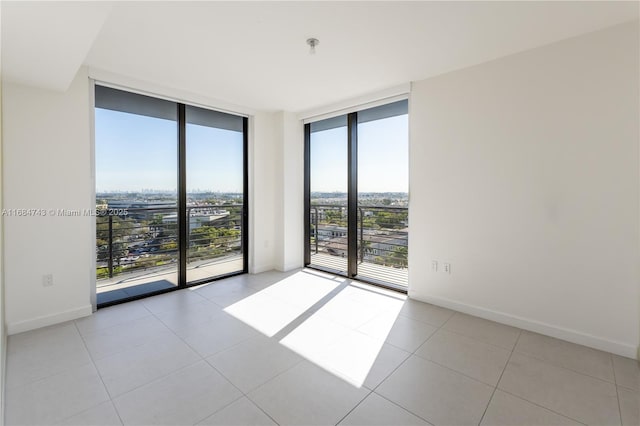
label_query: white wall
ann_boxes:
[0,26,6,420]
[408,21,640,358]
[276,112,304,272]
[2,69,284,332]
[253,110,304,274]
[2,68,94,333]
[249,111,278,273]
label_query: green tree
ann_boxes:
[374,211,407,229]
[190,226,240,248]
[161,241,178,251]
[388,246,408,268]
[324,210,344,224]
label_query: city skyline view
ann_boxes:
[95,108,244,194]
[310,114,409,193]
[96,109,408,194]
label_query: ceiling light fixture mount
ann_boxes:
[306,38,319,55]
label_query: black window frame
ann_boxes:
[95,85,249,308]
[304,100,409,293]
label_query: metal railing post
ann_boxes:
[239,206,244,255]
[359,207,364,263]
[108,215,114,278]
[185,207,190,265]
[314,207,319,254]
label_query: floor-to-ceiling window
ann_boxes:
[185,105,247,284]
[95,85,248,307]
[306,115,349,275]
[304,100,409,289]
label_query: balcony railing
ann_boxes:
[309,204,408,287]
[96,205,244,282]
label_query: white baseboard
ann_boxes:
[411,293,638,360]
[278,262,304,273]
[7,305,92,335]
[250,264,275,274]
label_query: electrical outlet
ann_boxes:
[42,274,54,287]
[431,260,438,272]
[443,263,451,274]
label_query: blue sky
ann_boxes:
[96,109,407,194]
[95,108,243,193]
[310,114,408,193]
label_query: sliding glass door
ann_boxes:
[307,115,349,274]
[304,100,408,289]
[185,105,246,283]
[95,86,247,307]
[356,104,409,287]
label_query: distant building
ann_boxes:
[316,225,347,239]
[162,209,230,231]
[107,201,176,219]
[318,228,407,263]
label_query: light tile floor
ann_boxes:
[6,269,639,426]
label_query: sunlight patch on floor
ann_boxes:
[259,270,347,309]
[224,269,405,388]
[223,270,343,337]
[223,292,309,337]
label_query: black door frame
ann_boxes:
[97,91,249,308]
[303,108,408,294]
[304,114,357,278]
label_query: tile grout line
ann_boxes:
[348,310,455,424]
[4,327,96,392]
[71,320,126,426]
[234,292,412,424]
[511,350,618,385]
[142,292,254,364]
[480,336,598,426]
[335,307,462,425]
[196,272,370,425]
[411,312,457,354]
[243,396,282,426]
[512,350,626,389]
[435,325,519,352]
[332,388,373,426]
[477,329,522,426]
[209,348,301,426]
[227,280,409,425]
[410,354,506,389]
[337,299,455,424]
[144,279,344,425]
[19,272,627,426]
[201,347,289,426]
[509,333,619,385]
[495,388,588,426]
[77,311,212,420]
[82,301,212,413]
[190,392,246,425]
[72,320,116,400]
[105,358,208,410]
[370,391,436,426]
[609,353,624,425]
[138,291,280,419]
[185,312,304,425]
[78,314,167,361]
[414,339,618,391]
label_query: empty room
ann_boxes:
[0,1,638,425]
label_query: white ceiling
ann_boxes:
[2,1,638,112]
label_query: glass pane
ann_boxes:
[185,105,244,282]
[309,115,349,274]
[95,86,178,305]
[356,100,409,287]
